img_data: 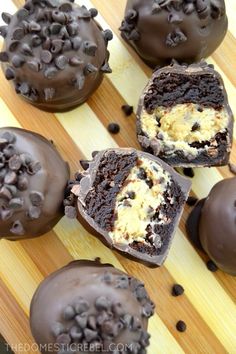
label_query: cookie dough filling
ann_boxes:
[141,103,230,158]
[109,157,171,245]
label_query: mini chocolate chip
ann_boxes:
[46,0,58,7]
[69,326,82,340]
[135,286,147,301]
[102,271,113,284]
[83,41,98,56]
[0,52,9,62]
[9,198,24,210]
[172,284,184,297]
[80,160,89,170]
[5,185,17,197]
[10,220,24,235]
[0,138,8,147]
[78,6,91,19]
[116,275,129,289]
[29,21,41,32]
[103,29,113,42]
[0,186,12,200]
[20,153,32,165]
[146,179,153,189]
[42,37,51,51]
[31,35,42,47]
[71,36,82,50]
[131,317,142,331]
[63,39,72,51]
[9,40,20,52]
[65,206,77,219]
[191,122,200,132]
[107,123,120,134]
[30,191,44,206]
[1,209,13,221]
[63,305,76,320]
[206,260,218,272]
[59,2,73,12]
[89,8,98,18]
[183,168,194,178]
[87,315,97,330]
[101,320,114,335]
[1,132,15,143]
[84,63,98,75]
[3,144,15,158]
[186,196,198,206]
[0,26,8,38]
[67,22,79,36]
[51,39,63,53]
[12,28,25,40]
[28,206,41,219]
[142,302,154,318]
[5,68,15,80]
[84,328,98,342]
[101,62,112,73]
[2,12,12,24]
[138,168,147,180]
[51,322,64,337]
[69,56,83,67]
[8,155,22,171]
[19,82,30,96]
[74,298,89,314]
[95,296,111,311]
[56,333,71,345]
[41,50,53,64]
[4,171,17,185]
[44,67,58,79]
[55,55,68,70]
[27,59,41,72]
[121,314,133,328]
[75,313,88,329]
[17,8,29,20]
[50,23,62,35]
[122,104,133,116]
[127,191,135,199]
[176,320,187,332]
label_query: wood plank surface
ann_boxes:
[0,1,236,353]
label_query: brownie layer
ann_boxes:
[85,151,137,231]
[144,73,224,112]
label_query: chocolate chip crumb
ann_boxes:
[172,284,184,297]
[176,320,187,332]
[206,260,218,272]
[121,104,133,116]
[65,206,77,219]
[186,196,198,206]
[191,122,200,132]
[107,123,120,134]
[183,168,194,178]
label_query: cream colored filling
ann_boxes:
[141,103,229,157]
[109,157,172,245]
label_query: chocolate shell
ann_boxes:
[137,61,234,167]
[64,148,191,267]
[0,0,112,112]
[30,260,155,354]
[120,0,228,67]
[0,127,69,240]
[187,178,236,276]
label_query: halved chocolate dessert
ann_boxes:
[64,148,191,266]
[137,61,234,167]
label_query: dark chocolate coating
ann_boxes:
[120,0,228,67]
[0,0,112,112]
[30,260,155,354]
[199,178,236,276]
[136,61,234,167]
[0,127,69,240]
[66,148,191,267]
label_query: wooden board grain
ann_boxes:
[0,1,236,353]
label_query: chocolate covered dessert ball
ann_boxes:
[30,260,155,354]
[137,61,233,167]
[64,148,191,266]
[187,178,236,276]
[0,127,69,240]
[0,0,112,112]
[120,0,228,67]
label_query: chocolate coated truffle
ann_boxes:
[0,127,69,240]
[137,61,233,167]
[120,0,228,67]
[187,178,236,275]
[64,148,191,266]
[30,260,155,354]
[0,0,112,112]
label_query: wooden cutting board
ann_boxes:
[0,1,236,353]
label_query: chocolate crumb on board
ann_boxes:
[122,104,133,116]
[186,196,198,207]
[107,123,120,134]
[206,260,218,272]
[176,320,187,332]
[172,284,184,297]
[183,168,195,178]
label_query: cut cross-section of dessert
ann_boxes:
[137,61,234,167]
[64,148,191,266]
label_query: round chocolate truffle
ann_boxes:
[120,0,228,67]
[199,178,236,276]
[30,260,155,354]
[187,178,236,276]
[0,127,69,240]
[0,0,112,112]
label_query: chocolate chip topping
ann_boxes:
[0,0,112,111]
